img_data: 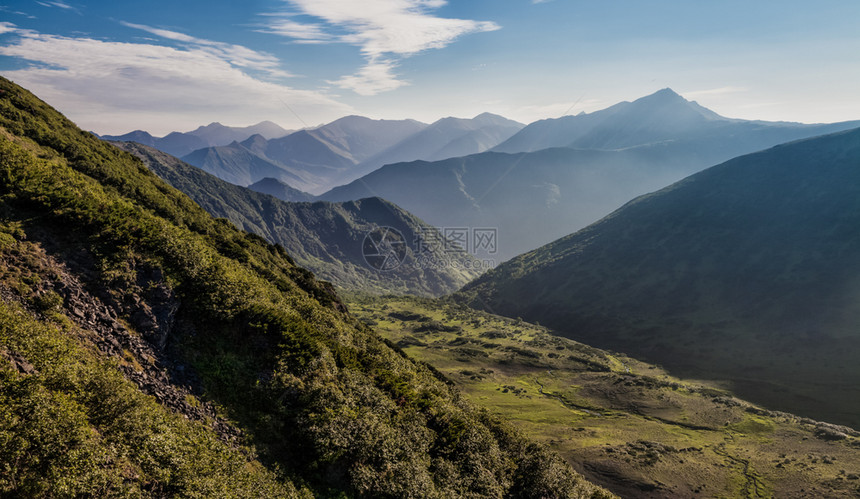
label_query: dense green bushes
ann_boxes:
[0,77,610,497]
[0,301,298,497]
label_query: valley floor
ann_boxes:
[349,295,860,498]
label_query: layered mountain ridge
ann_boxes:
[322,89,860,261]
[100,120,292,158]
[115,142,482,297]
[180,113,523,194]
[493,88,857,153]
[460,126,860,427]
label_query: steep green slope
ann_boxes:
[353,295,860,498]
[460,128,860,428]
[0,246,298,497]
[0,77,610,497]
[115,142,481,297]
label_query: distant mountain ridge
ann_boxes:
[460,126,860,427]
[322,89,860,261]
[348,113,524,184]
[116,142,481,296]
[180,140,310,187]
[320,146,703,261]
[494,88,859,153]
[247,177,314,202]
[180,113,523,194]
[100,120,292,157]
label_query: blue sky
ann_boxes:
[2,0,859,135]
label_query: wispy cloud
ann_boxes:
[36,1,81,14]
[0,7,36,19]
[260,17,336,44]
[120,22,293,79]
[260,0,500,95]
[0,25,352,135]
[330,60,405,95]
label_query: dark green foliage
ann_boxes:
[0,301,295,497]
[0,77,608,496]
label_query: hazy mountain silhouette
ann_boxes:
[182,116,429,193]
[460,127,860,427]
[181,140,310,187]
[319,142,763,261]
[188,120,291,144]
[248,177,315,202]
[348,113,523,184]
[322,91,860,261]
[494,88,860,155]
[101,120,292,157]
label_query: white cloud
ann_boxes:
[0,22,19,35]
[121,22,293,79]
[329,60,406,96]
[260,18,335,43]
[0,27,352,135]
[262,0,500,95]
[36,1,81,14]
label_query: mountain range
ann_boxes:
[494,88,859,154]
[99,120,292,158]
[180,113,522,194]
[321,89,860,261]
[247,177,315,202]
[114,142,481,296]
[460,126,860,427]
[349,112,524,183]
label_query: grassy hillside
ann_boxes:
[0,242,299,497]
[0,76,610,497]
[460,127,860,428]
[115,142,481,297]
[352,295,860,498]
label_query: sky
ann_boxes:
[2,0,860,135]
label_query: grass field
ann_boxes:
[349,294,860,498]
